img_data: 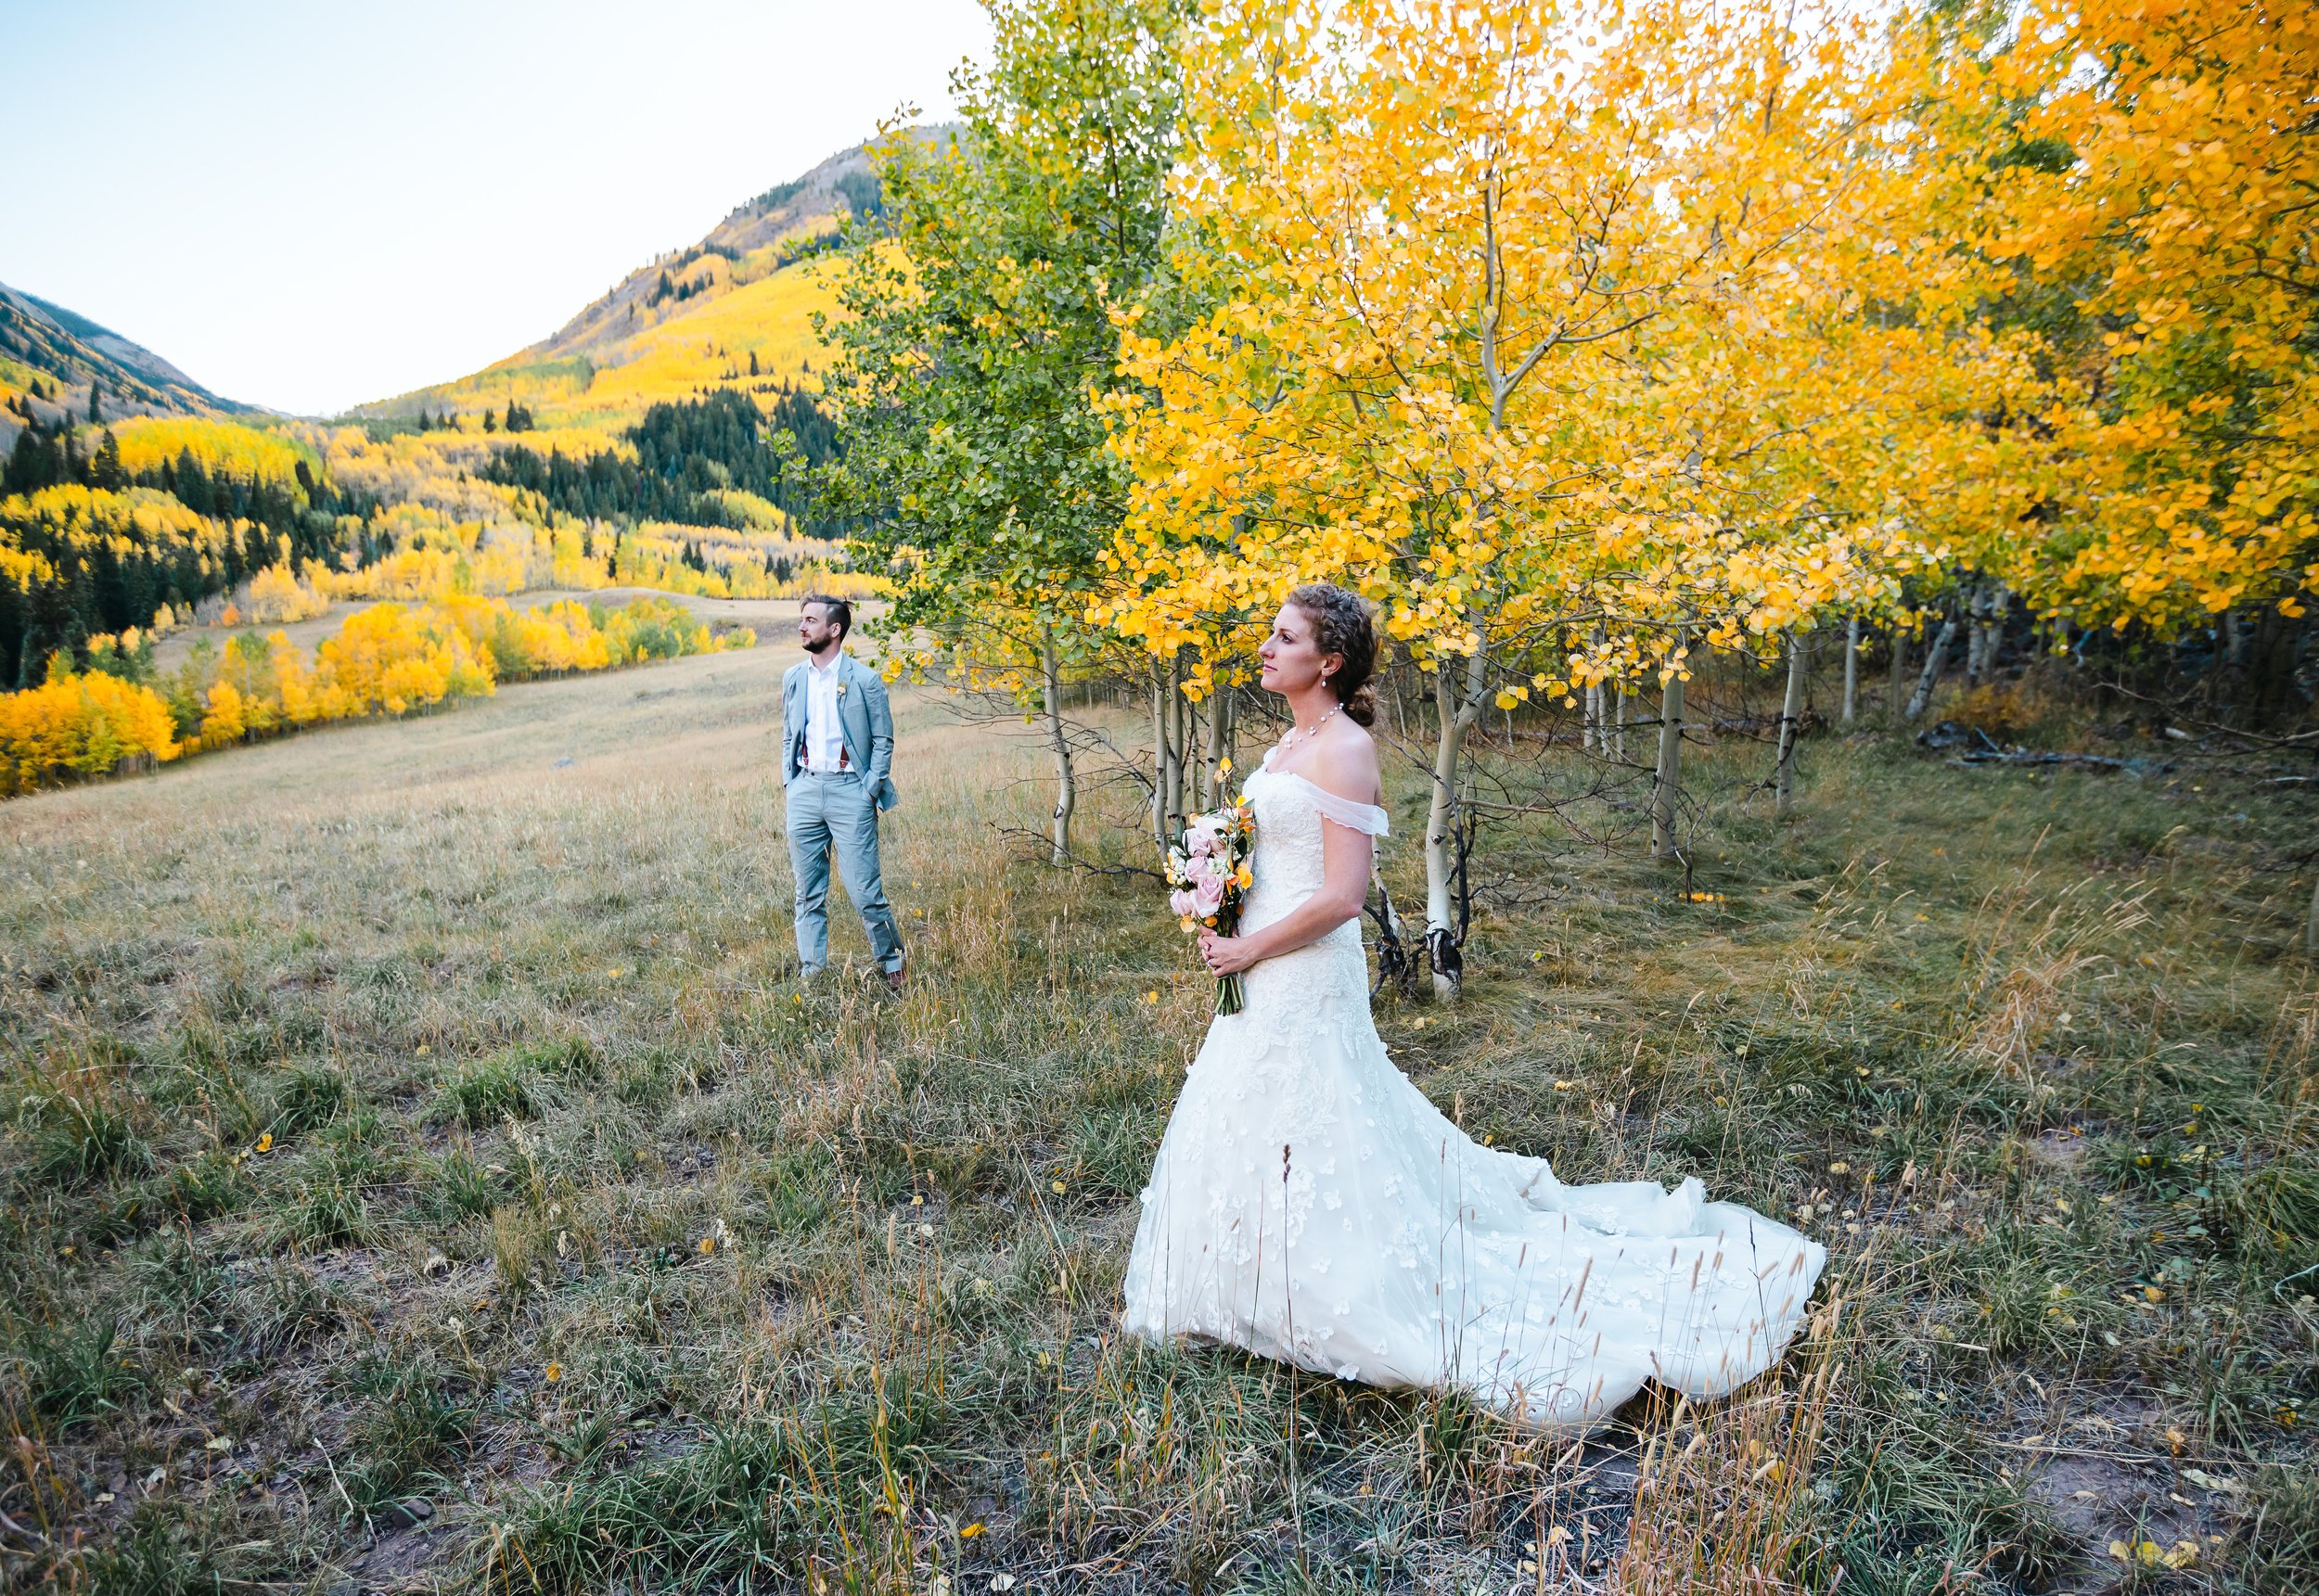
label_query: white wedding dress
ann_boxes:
[1121,755,1827,1430]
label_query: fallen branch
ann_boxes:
[1943,750,2170,774]
[1917,721,2171,774]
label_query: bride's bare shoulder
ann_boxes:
[1307,721,1383,806]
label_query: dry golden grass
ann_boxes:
[1,642,2314,1593]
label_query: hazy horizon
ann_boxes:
[3,0,993,416]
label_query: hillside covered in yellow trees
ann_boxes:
[2,138,904,794]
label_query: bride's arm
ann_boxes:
[1200,745,1380,977]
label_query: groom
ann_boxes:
[780,595,905,990]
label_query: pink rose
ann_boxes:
[1170,887,1199,919]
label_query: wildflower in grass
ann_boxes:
[698,1236,716,1255]
[253,1132,273,1154]
[544,1362,562,1384]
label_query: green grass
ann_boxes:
[0,640,2311,1593]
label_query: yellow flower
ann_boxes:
[607,967,624,980]
[544,1361,562,1384]
[1145,990,1160,1002]
[698,1236,716,1256]
[253,1132,273,1154]
[1051,1180,1067,1194]
[960,1523,986,1539]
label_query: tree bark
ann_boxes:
[1162,654,1186,842]
[1650,637,1687,858]
[1614,684,1628,764]
[1149,663,1169,855]
[2308,872,2318,960]
[1582,627,1603,754]
[1202,684,1236,806]
[1886,624,1911,720]
[1963,585,1989,687]
[1041,626,1074,866]
[1422,647,1486,1001]
[1906,615,1961,720]
[1775,630,1809,817]
[1841,614,1860,725]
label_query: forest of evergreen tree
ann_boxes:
[0,417,362,687]
[482,386,844,536]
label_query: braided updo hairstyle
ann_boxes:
[1285,581,1377,727]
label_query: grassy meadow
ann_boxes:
[2,632,2314,1594]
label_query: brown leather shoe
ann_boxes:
[883,963,906,994]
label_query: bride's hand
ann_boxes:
[1198,929,1258,976]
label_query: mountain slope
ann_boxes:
[515,140,884,371]
[351,131,947,431]
[0,281,240,434]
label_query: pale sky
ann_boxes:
[2,0,993,416]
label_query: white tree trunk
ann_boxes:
[1149,664,1169,855]
[1886,624,1911,719]
[1650,639,1687,858]
[1042,627,1074,866]
[1775,630,1810,817]
[1202,685,1236,806]
[1906,616,1961,720]
[1161,655,1186,842]
[1841,614,1860,725]
[1422,646,1486,1001]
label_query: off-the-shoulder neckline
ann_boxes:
[1249,760,1389,832]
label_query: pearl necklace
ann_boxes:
[1277,700,1340,758]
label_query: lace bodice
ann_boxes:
[1235,760,1389,1013]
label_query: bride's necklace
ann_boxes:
[1276,701,1339,760]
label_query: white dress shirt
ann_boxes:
[803,654,848,772]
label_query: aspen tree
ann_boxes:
[1108,0,1949,992]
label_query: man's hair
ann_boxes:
[801,594,852,639]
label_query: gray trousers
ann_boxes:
[785,772,903,974]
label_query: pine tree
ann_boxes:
[88,380,102,423]
[93,428,123,490]
[483,408,499,434]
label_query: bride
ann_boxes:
[1121,582,1826,1430]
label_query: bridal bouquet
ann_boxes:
[1166,795,1256,1015]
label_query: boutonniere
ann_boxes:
[837,681,848,697]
